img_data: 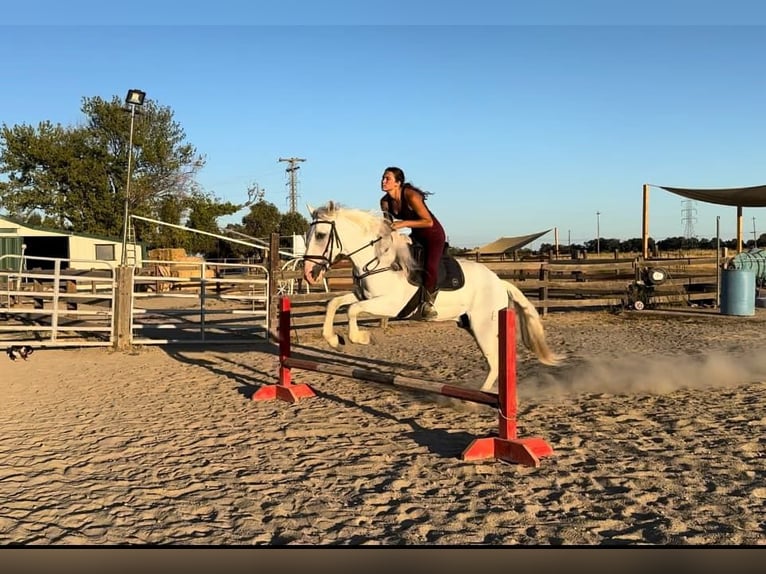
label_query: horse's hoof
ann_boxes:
[350,332,370,345]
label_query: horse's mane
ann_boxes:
[313,201,417,275]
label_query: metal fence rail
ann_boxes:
[0,256,272,348]
[129,259,270,345]
[0,255,116,347]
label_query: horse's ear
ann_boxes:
[306,203,315,218]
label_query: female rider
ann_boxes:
[379,166,446,320]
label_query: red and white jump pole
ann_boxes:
[253,296,553,467]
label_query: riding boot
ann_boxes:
[420,288,439,320]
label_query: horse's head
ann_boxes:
[302,201,415,285]
[302,201,345,285]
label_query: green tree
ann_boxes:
[278,211,309,237]
[138,195,187,251]
[184,193,240,257]
[220,199,282,260]
[0,94,209,244]
[620,238,644,253]
[241,200,282,240]
[656,236,685,251]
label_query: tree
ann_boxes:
[184,193,240,257]
[240,200,282,240]
[278,211,309,237]
[620,238,644,253]
[220,199,283,260]
[0,94,209,244]
[656,236,685,251]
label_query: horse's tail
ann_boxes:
[502,280,565,366]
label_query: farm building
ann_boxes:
[0,214,144,270]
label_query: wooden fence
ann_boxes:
[0,235,725,348]
[275,255,722,319]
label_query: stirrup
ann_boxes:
[420,301,438,320]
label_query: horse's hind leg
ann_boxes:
[323,292,359,348]
[467,312,500,392]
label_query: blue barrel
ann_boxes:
[720,269,756,316]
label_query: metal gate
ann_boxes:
[0,256,270,348]
[130,259,270,344]
[0,254,116,347]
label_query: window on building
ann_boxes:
[95,244,115,261]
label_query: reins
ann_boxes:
[303,217,399,282]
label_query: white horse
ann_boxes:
[301,201,563,392]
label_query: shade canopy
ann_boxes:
[471,229,552,255]
[658,185,766,208]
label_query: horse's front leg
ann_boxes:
[346,296,400,345]
[322,292,359,347]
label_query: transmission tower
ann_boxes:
[278,157,306,213]
[681,199,697,239]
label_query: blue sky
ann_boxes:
[2,2,766,248]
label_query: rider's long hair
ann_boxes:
[384,166,433,198]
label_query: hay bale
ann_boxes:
[148,248,188,261]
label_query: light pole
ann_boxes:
[753,216,758,248]
[596,211,601,256]
[121,89,146,266]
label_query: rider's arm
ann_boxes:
[391,188,434,230]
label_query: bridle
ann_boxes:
[303,218,398,282]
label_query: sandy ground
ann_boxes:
[1,305,765,546]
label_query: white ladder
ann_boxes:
[125,218,137,266]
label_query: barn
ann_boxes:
[0,214,144,270]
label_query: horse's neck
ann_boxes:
[340,225,397,273]
[345,238,391,270]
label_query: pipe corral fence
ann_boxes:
[0,230,316,348]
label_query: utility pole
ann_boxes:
[278,157,306,213]
[753,216,758,248]
[596,211,601,256]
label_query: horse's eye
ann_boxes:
[314,232,326,241]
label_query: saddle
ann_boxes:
[409,241,465,291]
[396,241,465,319]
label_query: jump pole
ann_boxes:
[255,296,553,467]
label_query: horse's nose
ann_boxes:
[303,262,318,284]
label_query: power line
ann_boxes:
[278,157,306,213]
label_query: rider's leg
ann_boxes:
[420,244,441,320]
[420,285,438,319]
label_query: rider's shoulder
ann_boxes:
[403,185,422,200]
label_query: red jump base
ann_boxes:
[461,436,554,468]
[252,383,316,403]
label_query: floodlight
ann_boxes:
[125,89,146,107]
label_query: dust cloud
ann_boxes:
[518,350,766,399]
